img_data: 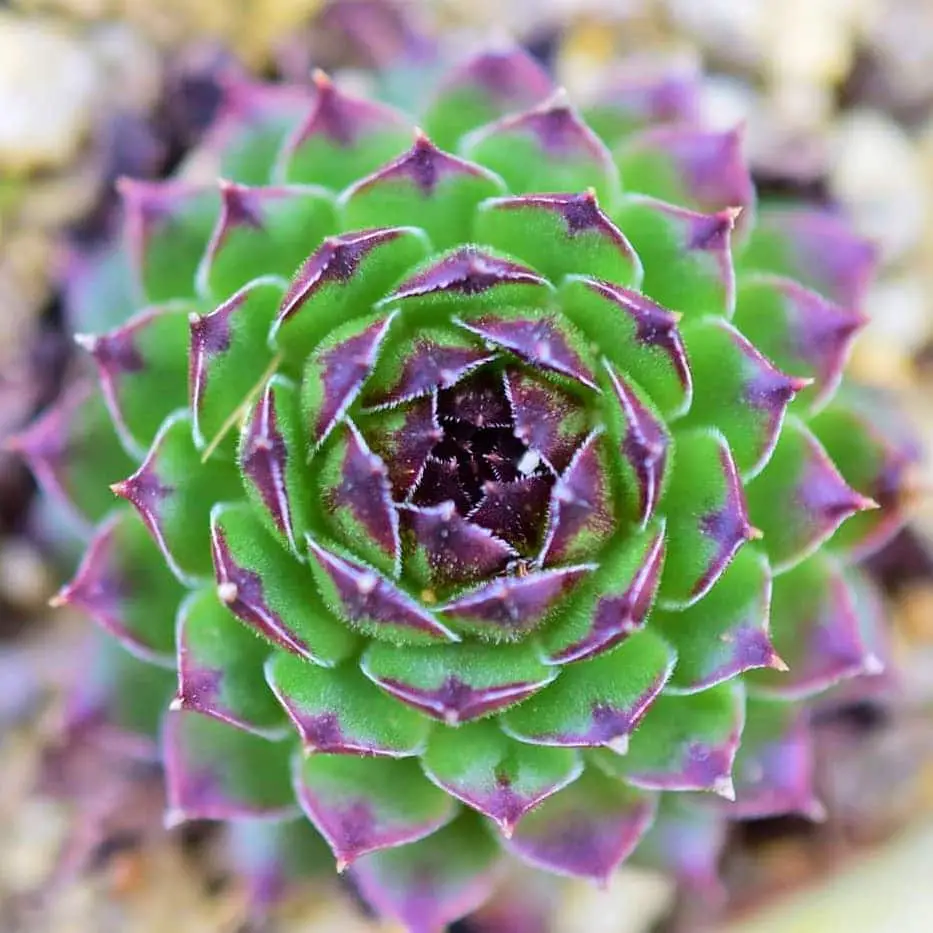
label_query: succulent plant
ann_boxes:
[14,44,915,932]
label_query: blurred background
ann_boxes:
[1,1,933,931]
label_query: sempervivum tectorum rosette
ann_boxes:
[14,47,917,930]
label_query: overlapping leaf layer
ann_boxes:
[17,48,915,932]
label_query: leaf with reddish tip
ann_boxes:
[383,246,553,321]
[266,652,430,756]
[505,769,657,881]
[79,304,190,455]
[175,586,285,736]
[228,818,331,912]
[438,565,594,641]
[680,317,807,478]
[423,45,554,149]
[601,362,669,529]
[746,417,876,573]
[211,503,357,665]
[119,179,219,302]
[306,536,457,645]
[55,508,182,663]
[614,196,736,318]
[655,546,779,693]
[559,278,692,418]
[341,135,505,249]
[361,641,557,724]
[359,395,443,500]
[456,306,598,390]
[189,278,283,451]
[272,227,429,367]
[198,183,337,300]
[316,422,400,576]
[540,431,615,566]
[239,375,313,554]
[594,683,745,796]
[10,382,135,530]
[659,427,754,608]
[810,400,917,561]
[301,311,396,449]
[502,630,675,750]
[400,501,515,591]
[112,411,241,581]
[745,554,878,699]
[422,720,582,836]
[504,368,591,473]
[293,753,456,868]
[617,126,754,229]
[585,61,702,146]
[733,275,867,410]
[474,192,641,287]
[739,208,877,308]
[62,240,137,334]
[361,324,493,411]
[726,699,822,820]
[279,71,412,189]
[543,520,665,665]
[163,710,295,824]
[191,77,315,185]
[468,475,554,556]
[632,796,727,899]
[351,813,502,933]
[462,94,619,204]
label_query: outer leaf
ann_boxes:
[266,652,430,757]
[362,640,557,725]
[279,71,412,189]
[77,304,191,456]
[189,278,283,450]
[655,545,781,693]
[197,182,337,300]
[293,753,457,868]
[351,814,502,933]
[53,508,182,664]
[119,179,219,302]
[746,417,876,573]
[542,520,665,664]
[112,411,241,581]
[211,503,357,665]
[594,683,746,797]
[680,316,807,478]
[474,192,641,288]
[727,699,823,820]
[462,93,620,204]
[239,375,314,554]
[617,126,754,226]
[422,720,582,836]
[341,134,505,250]
[613,196,736,318]
[559,277,692,418]
[10,382,135,530]
[745,554,880,699]
[174,586,285,736]
[738,207,876,307]
[505,769,657,881]
[733,275,867,410]
[272,227,430,366]
[501,630,676,751]
[659,427,754,607]
[422,45,554,149]
[163,710,296,825]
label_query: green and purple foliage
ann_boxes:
[14,47,917,931]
